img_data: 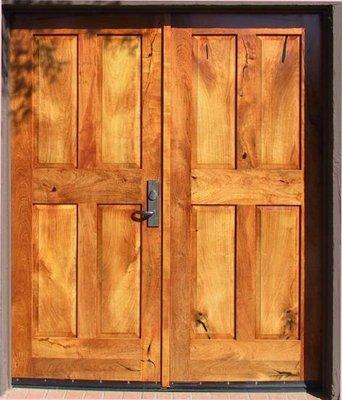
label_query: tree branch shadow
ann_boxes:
[10,27,140,125]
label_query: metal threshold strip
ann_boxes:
[12,378,322,393]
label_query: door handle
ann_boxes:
[132,210,155,221]
[131,180,159,227]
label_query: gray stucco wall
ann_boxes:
[330,5,341,400]
[0,10,10,397]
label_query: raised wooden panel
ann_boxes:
[256,206,300,339]
[259,35,301,169]
[237,35,301,170]
[192,36,236,168]
[34,36,77,166]
[99,35,141,167]
[191,206,235,338]
[97,205,141,337]
[33,205,77,337]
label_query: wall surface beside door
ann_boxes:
[0,8,10,397]
[0,2,341,399]
[330,5,341,400]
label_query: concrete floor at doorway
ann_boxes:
[0,389,322,400]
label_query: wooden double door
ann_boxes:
[11,13,322,387]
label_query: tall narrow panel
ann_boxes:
[35,36,77,165]
[100,36,141,167]
[259,36,300,168]
[33,205,77,337]
[256,206,300,339]
[193,36,236,168]
[192,206,235,338]
[98,205,141,336]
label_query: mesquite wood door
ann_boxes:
[11,16,162,381]
[11,14,316,385]
[169,27,305,382]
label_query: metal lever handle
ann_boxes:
[131,180,159,227]
[132,210,155,222]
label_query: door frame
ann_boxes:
[0,3,340,399]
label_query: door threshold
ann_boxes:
[12,378,321,393]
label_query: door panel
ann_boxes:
[11,16,162,381]
[192,206,235,339]
[11,14,322,386]
[256,206,300,340]
[237,34,301,170]
[33,205,77,338]
[97,205,141,338]
[33,35,78,167]
[99,35,141,167]
[170,27,304,382]
[192,35,236,168]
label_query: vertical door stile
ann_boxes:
[162,13,172,388]
[78,30,98,339]
[11,28,33,377]
[300,31,306,381]
[170,27,193,382]
[141,25,162,382]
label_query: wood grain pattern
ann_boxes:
[33,168,143,203]
[188,360,300,382]
[99,35,141,167]
[192,169,303,205]
[11,19,316,385]
[162,19,172,388]
[79,31,97,169]
[190,339,300,362]
[170,28,192,381]
[191,206,235,338]
[192,28,304,35]
[33,205,77,337]
[11,29,33,377]
[30,359,142,381]
[140,27,162,382]
[32,338,141,359]
[256,206,300,340]
[98,205,141,337]
[34,35,77,166]
[77,203,98,338]
[237,35,301,169]
[12,21,162,382]
[170,27,305,383]
[259,35,301,169]
[236,206,256,340]
[192,35,236,168]
[237,34,261,169]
